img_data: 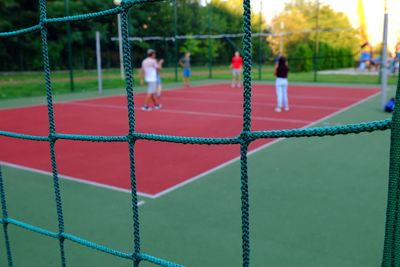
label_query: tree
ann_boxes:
[269,0,359,58]
[269,9,311,56]
[0,0,267,71]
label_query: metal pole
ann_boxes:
[173,0,178,82]
[117,13,125,79]
[64,0,74,92]
[313,0,320,83]
[208,0,212,79]
[381,0,389,110]
[96,31,103,95]
[258,0,262,80]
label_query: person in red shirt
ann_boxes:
[230,51,243,88]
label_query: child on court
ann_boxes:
[230,51,243,88]
[274,56,289,112]
[140,49,163,111]
[179,52,191,87]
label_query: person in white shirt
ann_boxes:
[140,49,163,111]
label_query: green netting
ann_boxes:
[0,0,399,266]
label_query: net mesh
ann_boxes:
[0,0,398,266]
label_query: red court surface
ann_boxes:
[0,84,378,197]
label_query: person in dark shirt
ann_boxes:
[274,56,289,112]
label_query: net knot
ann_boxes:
[39,21,46,29]
[48,133,58,143]
[128,133,137,143]
[239,131,253,143]
[131,252,142,261]
[58,233,65,241]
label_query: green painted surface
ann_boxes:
[0,84,393,266]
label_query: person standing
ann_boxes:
[274,56,289,112]
[230,51,243,88]
[359,49,371,71]
[140,49,163,111]
[179,52,191,87]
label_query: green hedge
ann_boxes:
[288,41,354,72]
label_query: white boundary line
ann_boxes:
[0,82,377,111]
[70,95,341,111]
[63,102,312,124]
[154,95,340,111]
[0,161,154,199]
[0,87,381,200]
[0,101,48,111]
[150,90,381,198]
[179,88,371,101]
[0,82,216,111]
[159,108,312,124]
[62,102,126,110]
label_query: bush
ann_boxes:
[288,42,313,72]
[288,41,355,72]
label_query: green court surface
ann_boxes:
[0,82,393,266]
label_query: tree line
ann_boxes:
[0,0,360,72]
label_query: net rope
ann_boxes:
[110,28,352,42]
[0,0,398,266]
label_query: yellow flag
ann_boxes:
[357,0,369,45]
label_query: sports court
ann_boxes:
[0,80,388,266]
[0,84,378,197]
[0,80,393,266]
[1,0,399,266]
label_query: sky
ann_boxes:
[251,0,400,51]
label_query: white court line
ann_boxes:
[150,90,382,198]
[159,108,312,124]
[0,82,206,111]
[0,87,382,199]
[0,161,154,199]
[63,102,313,124]
[63,102,127,110]
[0,82,373,111]
[158,95,340,110]
[178,88,373,101]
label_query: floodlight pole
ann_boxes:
[381,0,389,110]
[96,31,103,95]
[258,0,262,80]
[207,0,212,79]
[208,0,212,79]
[64,0,74,92]
[117,13,125,79]
[114,0,125,79]
[313,0,320,83]
[173,0,178,82]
